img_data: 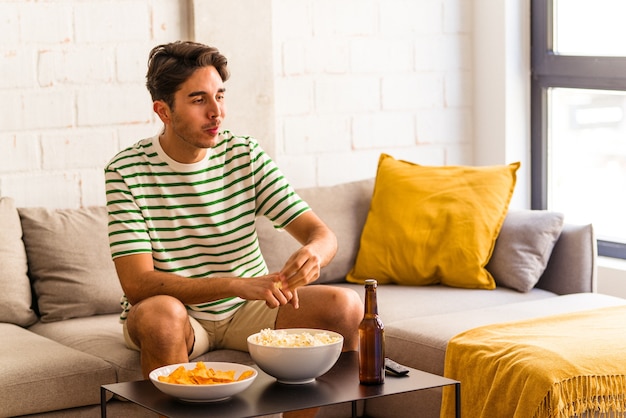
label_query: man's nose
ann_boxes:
[207,100,221,118]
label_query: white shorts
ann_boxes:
[123,299,279,358]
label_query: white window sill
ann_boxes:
[597,256,626,299]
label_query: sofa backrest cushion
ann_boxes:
[0,197,38,326]
[535,223,597,294]
[347,154,519,289]
[18,206,123,323]
[257,178,374,284]
[486,210,564,292]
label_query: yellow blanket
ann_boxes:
[440,305,626,418]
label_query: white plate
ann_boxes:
[149,361,257,402]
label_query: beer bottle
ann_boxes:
[358,279,385,384]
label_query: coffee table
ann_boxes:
[101,351,460,418]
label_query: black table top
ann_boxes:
[101,351,458,418]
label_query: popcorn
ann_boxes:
[251,329,341,347]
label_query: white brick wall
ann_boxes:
[269,0,473,187]
[1,0,473,208]
[0,0,185,208]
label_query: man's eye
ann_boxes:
[217,94,225,101]
[193,97,205,104]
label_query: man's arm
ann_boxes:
[114,254,293,308]
[281,210,338,290]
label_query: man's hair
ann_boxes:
[146,41,230,109]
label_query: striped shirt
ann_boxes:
[104,131,310,322]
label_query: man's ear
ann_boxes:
[153,100,171,124]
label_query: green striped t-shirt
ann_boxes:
[104,131,310,322]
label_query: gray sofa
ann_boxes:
[1,178,623,418]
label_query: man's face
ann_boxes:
[162,66,227,160]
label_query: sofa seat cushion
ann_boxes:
[29,314,143,383]
[29,314,255,383]
[382,293,626,376]
[0,323,116,417]
[333,282,557,325]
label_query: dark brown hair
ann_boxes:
[146,41,230,109]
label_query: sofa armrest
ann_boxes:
[535,223,597,294]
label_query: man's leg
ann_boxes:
[278,286,362,418]
[220,286,362,418]
[125,295,197,378]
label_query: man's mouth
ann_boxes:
[204,125,220,136]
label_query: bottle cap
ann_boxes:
[365,279,377,286]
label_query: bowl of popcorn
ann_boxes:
[247,328,343,384]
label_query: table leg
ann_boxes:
[454,382,461,418]
[100,387,108,418]
[351,400,357,418]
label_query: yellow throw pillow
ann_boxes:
[346,154,520,289]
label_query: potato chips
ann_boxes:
[157,361,255,385]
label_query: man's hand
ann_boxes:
[115,253,297,309]
[279,210,338,310]
[229,274,296,309]
[280,246,322,289]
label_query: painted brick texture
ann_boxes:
[1,0,472,208]
[270,0,473,187]
[0,0,183,208]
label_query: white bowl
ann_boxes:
[149,361,257,402]
[247,328,343,384]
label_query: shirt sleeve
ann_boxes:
[104,166,153,260]
[248,139,310,228]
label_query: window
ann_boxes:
[531,0,626,259]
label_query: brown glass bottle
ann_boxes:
[358,279,385,384]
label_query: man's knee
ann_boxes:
[314,287,361,326]
[133,295,187,319]
[334,288,362,315]
[128,295,190,339]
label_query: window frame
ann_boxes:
[531,0,626,259]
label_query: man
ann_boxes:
[104,41,362,416]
